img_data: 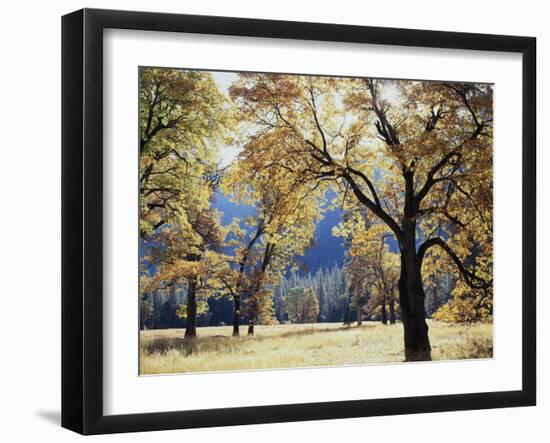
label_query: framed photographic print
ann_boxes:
[61,8,536,435]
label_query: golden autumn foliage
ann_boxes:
[139,67,232,238]
[220,135,325,329]
[139,68,239,337]
[285,287,320,324]
[230,73,493,359]
[334,207,400,322]
[139,67,493,360]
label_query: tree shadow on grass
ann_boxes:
[277,324,365,338]
[141,324,373,357]
[141,335,238,356]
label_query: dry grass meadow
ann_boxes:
[139,320,493,375]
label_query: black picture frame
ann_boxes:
[61,8,536,435]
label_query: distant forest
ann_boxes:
[140,263,452,329]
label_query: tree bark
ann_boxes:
[381,295,388,325]
[244,242,274,336]
[184,278,197,339]
[398,242,431,361]
[233,224,266,338]
[389,298,396,324]
[232,295,240,337]
[356,303,362,326]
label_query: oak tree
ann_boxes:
[231,74,493,360]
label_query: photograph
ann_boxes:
[138,67,494,375]
[0,0,543,439]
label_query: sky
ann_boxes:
[211,71,241,167]
[211,71,238,95]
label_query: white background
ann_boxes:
[104,29,522,415]
[0,0,546,441]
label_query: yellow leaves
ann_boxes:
[334,204,399,314]
[433,296,492,323]
[140,69,493,331]
[221,130,324,268]
[139,67,236,238]
[138,69,234,304]
[421,221,493,324]
[176,299,209,319]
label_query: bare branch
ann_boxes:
[418,237,491,291]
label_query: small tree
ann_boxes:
[285,287,319,324]
[335,206,400,325]
[301,288,320,324]
[285,287,304,324]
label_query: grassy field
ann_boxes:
[139,320,493,375]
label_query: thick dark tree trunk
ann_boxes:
[248,320,254,336]
[232,296,240,337]
[398,242,431,361]
[184,278,197,339]
[356,303,362,326]
[389,299,396,324]
[381,296,388,325]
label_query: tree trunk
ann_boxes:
[398,243,431,361]
[356,303,362,326]
[389,299,396,324]
[184,278,197,339]
[232,295,240,337]
[381,296,388,325]
[248,320,254,336]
